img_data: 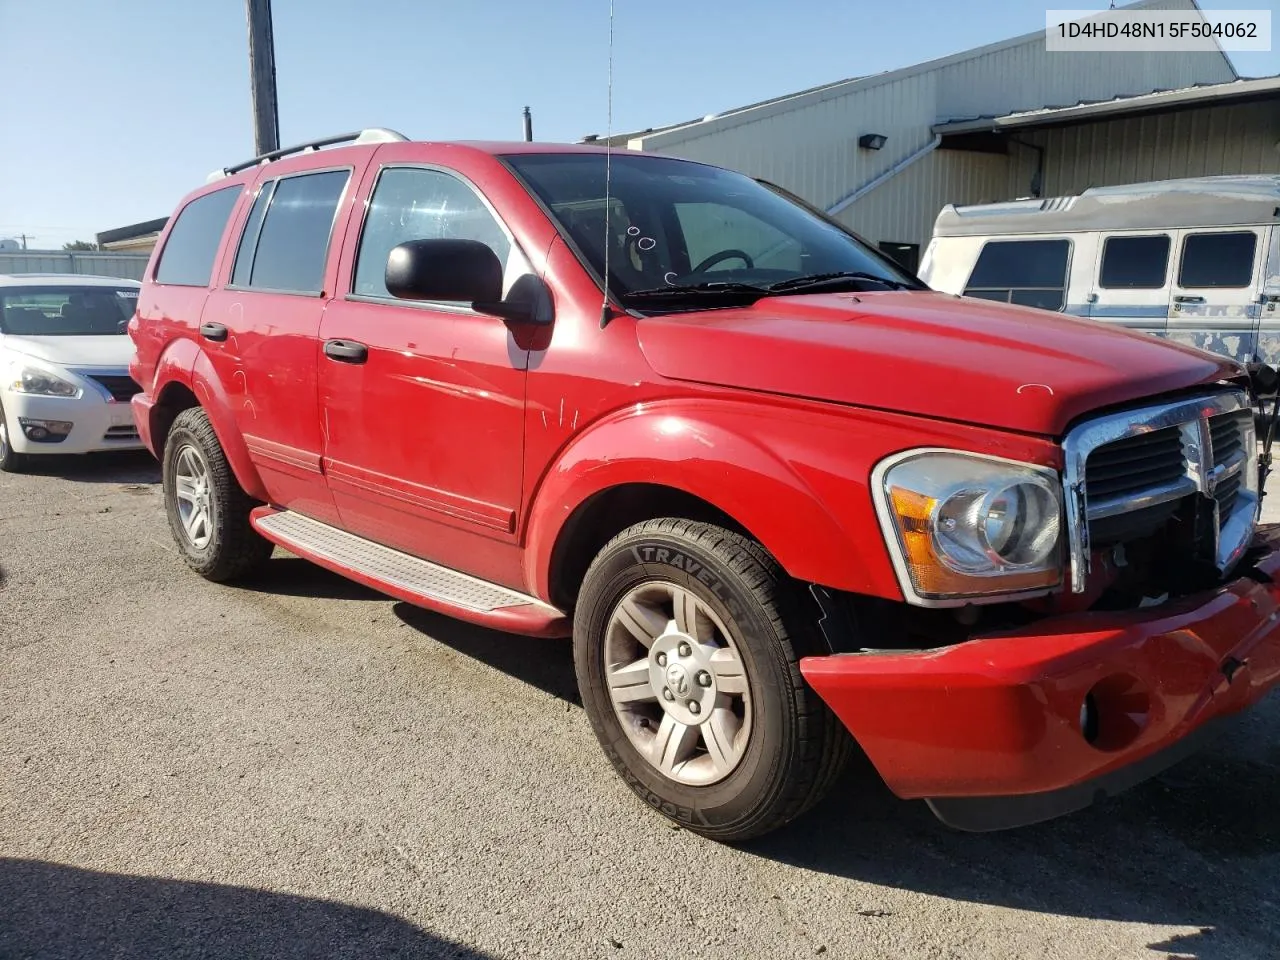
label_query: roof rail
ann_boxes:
[205,128,409,182]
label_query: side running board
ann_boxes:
[251,508,569,638]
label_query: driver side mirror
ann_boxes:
[385,239,549,325]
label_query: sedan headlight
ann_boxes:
[873,450,1063,604]
[7,364,82,398]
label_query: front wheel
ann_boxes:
[574,519,851,842]
[0,402,30,473]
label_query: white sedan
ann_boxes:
[0,273,145,472]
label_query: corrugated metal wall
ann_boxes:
[838,147,1031,251]
[1028,101,1280,196]
[632,0,1237,251]
[933,14,1234,121]
[0,251,148,281]
[648,68,942,221]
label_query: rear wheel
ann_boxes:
[0,402,30,473]
[574,518,851,842]
[162,407,272,582]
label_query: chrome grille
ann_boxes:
[1085,426,1186,501]
[1210,410,1252,517]
[1062,390,1258,593]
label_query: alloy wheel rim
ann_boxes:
[173,444,214,550]
[604,582,752,786]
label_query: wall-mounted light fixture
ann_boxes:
[859,133,888,150]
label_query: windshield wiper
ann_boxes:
[622,281,771,301]
[767,271,915,294]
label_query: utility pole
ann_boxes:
[523,106,533,142]
[18,233,32,250]
[245,0,281,156]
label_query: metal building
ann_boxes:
[601,0,1246,271]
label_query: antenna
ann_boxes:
[600,0,616,329]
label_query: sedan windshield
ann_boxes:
[0,285,138,336]
[503,153,922,310]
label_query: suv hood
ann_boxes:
[1,334,134,369]
[635,291,1241,436]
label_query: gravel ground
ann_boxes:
[1,450,1278,960]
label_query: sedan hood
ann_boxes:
[1,334,134,369]
[634,291,1242,436]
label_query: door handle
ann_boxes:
[1174,295,1206,304]
[200,322,228,342]
[324,339,368,363]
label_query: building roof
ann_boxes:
[590,0,1227,149]
[95,217,168,247]
[932,174,1280,237]
[580,75,866,145]
[933,74,1280,136]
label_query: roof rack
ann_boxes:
[205,128,409,183]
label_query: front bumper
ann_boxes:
[800,526,1280,831]
[2,388,142,455]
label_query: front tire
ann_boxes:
[574,519,851,842]
[0,401,30,473]
[162,407,272,582]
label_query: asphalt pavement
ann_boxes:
[1,450,1278,960]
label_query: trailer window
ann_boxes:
[963,239,1070,311]
[1178,231,1257,289]
[1099,235,1170,289]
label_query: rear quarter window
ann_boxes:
[153,185,243,287]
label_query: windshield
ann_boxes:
[0,285,138,336]
[503,153,922,310]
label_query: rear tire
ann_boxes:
[162,407,272,582]
[0,402,30,473]
[574,518,851,842]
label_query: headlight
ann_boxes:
[873,450,1063,604]
[7,364,82,398]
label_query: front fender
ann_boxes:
[523,399,908,602]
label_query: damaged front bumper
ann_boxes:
[799,525,1280,831]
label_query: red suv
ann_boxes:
[130,128,1280,840]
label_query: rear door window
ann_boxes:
[235,169,351,294]
[963,238,1070,311]
[1178,231,1258,288]
[1099,234,1170,289]
[154,185,243,287]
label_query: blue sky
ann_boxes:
[2,0,1277,248]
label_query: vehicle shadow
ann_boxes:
[389,600,1278,957]
[18,449,159,485]
[0,857,494,959]
[250,555,388,603]
[739,706,1280,959]
[393,602,580,706]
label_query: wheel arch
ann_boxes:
[149,380,200,458]
[546,482,755,612]
[527,405,888,610]
[152,351,268,502]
